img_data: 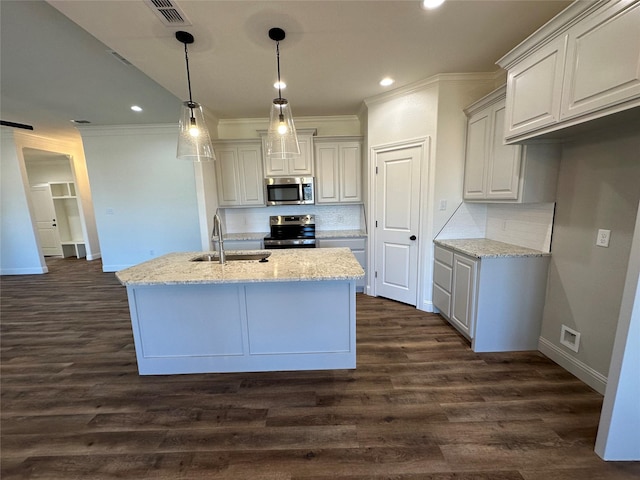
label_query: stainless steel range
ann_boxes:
[263,215,316,249]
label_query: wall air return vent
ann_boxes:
[144,0,192,27]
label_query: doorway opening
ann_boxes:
[23,148,88,265]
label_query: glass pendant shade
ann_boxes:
[177,100,215,162]
[266,98,300,159]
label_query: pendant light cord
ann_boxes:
[183,42,194,106]
[276,41,282,100]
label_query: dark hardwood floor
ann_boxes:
[1,257,639,479]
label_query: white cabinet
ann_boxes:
[213,140,264,207]
[450,253,477,338]
[498,0,640,144]
[50,182,86,258]
[317,237,366,291]
[261,129,316,177]
[560,1,640,121]
[433,242,550,352]
[314,137,363,204]
[223,239,263,250]
[463,86,561,203]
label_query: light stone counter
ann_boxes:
[434,238,550,259]
[316,229,367,239]
[116,247,364,286]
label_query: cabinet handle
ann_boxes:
[410,235,417,241]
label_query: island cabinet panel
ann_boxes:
[245,281,352,354]
[125,279,356,375]
[132,284,245,358]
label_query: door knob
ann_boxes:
[410,235,417,241]
[52,224,57,227]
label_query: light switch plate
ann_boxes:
[596,229,611,247]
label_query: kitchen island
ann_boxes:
[116,248,364,375]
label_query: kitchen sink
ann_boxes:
[190,252,271,262]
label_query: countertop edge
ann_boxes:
[434,238,551,259]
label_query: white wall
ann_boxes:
[539,123,640,393]
[0,130,46,274]
[79,125,202,272]
[1,128,101,272]
[365,73,499,311]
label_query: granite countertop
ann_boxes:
[434,238,550,258]
[116,247,365,286]
[316,229,367,239]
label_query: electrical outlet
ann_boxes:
[439,199,447,211]
[596,229,611,247]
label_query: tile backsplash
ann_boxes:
[222,204,365,233]
[436,202,555,252]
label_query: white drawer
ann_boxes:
[433,261,452,292]
[318,238,366,250]
[433,284,451,318]
[434,245,453,266]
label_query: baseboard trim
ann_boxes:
[1,266,48,275]
[102,264,130,273]
[86,253,102,261]
[538,336,607,394]
[419,300,434,313]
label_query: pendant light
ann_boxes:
[175,31,215,162]
[265,27,300,159]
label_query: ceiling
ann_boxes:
[1,0,572,140]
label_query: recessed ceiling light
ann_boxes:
[380,77,395,87]
[421,0,445,10]
[274,81,286,90]
[131,105,143,112]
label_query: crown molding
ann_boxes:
[364,71,502,107]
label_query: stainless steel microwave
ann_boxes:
[265,177,315,206]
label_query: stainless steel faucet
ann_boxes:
[211,213,225,264]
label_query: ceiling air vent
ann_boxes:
[144,0,191,27]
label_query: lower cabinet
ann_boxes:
[223,239,264,250]
[433,244,549,352]
[317,238,366,292]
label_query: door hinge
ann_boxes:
[375,166,378,174]
[375,220,378,228]
[375,271,378,278]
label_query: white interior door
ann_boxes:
[374,145,422,305]
[30,185,63,256]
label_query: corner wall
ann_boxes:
[539,123,640,393]
[79,125,202,272]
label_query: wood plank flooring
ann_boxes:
[2,257,639,479]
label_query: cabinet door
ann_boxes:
[463,109,490,200]
[315,143,340,203]
[263,134,314,176]
[504,35,567,141]
[339,143,362,203]
[561,1,640,121]
[485,105,521,200]
[288,135,314,176]
[237,145,264,205]
[215,148,241,206]
[451,254,477,338]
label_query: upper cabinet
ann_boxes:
[463,86,561,203]
[497,0,640,144]
[213,139,265,207]
[260,128,316,177]
[314,137,363,204]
